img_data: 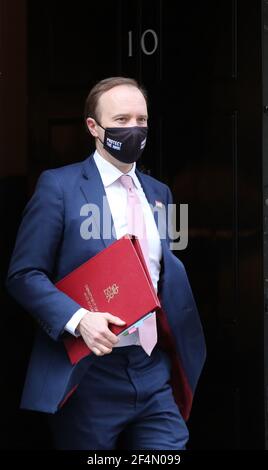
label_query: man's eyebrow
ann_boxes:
[112,113,148,118]
[112,113,130,118]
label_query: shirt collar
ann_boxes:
[93,150,141,189]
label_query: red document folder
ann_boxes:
[56,235,160,364]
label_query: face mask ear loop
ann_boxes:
[97,136,105,147]
[91,117,105,131]
[88,116,105,146]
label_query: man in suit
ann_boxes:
[6,77,206,450]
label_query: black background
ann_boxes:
[0,0,266,450]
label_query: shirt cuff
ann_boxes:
[64,308,88,337]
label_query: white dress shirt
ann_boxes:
[65,150,162,347]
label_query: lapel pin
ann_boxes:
[155,200,163,209]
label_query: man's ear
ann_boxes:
[86,117,98,137]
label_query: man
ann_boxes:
[6,77,206,450]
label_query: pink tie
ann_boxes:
[120,174,157,356]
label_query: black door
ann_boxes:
[2,0,265,449]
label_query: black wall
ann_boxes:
[1,0,266,449]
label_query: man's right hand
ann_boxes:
[76,312,126,356]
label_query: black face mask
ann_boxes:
[96,121,148,164]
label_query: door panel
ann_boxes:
[2,0,264,449]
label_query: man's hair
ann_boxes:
[84,77,148,123]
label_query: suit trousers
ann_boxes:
[48,345,189,450]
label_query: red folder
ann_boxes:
[56,235,160,364]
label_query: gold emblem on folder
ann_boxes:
[104,284,119,303]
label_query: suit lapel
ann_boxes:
[80,156,116,248]
[136,170,158,218]
[136,170,167,251]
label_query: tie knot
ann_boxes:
[120,174,135,192]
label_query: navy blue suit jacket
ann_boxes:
[6,155,206,420]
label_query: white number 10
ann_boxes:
[128,29,159,57]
